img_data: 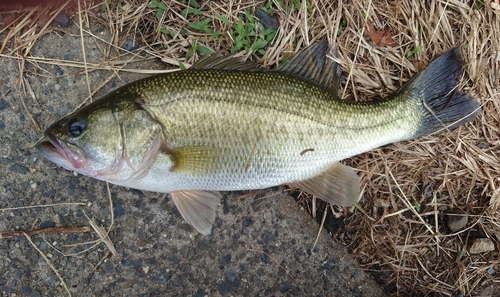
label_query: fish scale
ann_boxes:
[140,70,418,174]
[37,42,480,234]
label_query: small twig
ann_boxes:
[23,1,70,56]
[84,213,119,261]
[0,226,91,238]
[106,182,115,233]
[0,7,37,54]
[389,171,438,238]
[24,233,72,297]
[77,0,93,102]
[312,205,328,250]
[19,64,41,132]
[0,202,86,212]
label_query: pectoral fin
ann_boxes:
[164,146,221,173]
[289,162,360,206]
[170,190,221,235]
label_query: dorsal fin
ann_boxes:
[275,41,341,96]
[189,53,262,71]
[189,41,341,95]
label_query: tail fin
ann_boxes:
[398,47,481,138]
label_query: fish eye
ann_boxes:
[67,117,86,137]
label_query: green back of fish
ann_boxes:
[111,69,419,184]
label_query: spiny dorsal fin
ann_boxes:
[276,41,341,96]
[189,53,262,71]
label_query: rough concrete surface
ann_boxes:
[0,20,388,296]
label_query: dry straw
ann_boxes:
[0,0,499,296]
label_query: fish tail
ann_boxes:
[399,47,481,138]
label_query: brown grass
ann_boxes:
[1,0,499,296]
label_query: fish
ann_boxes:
[37,41,481,235]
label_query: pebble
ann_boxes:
[446,208,468,232]
[488,267,495,275]
[0,98,11,110]
[40,221,56,228]
[53,14,71,27]
[167,255,181,264]
[54,84,61,91]
[113,205,126,217]
[5,189,15,199]
[225,268,236,280]
[38,241,47,251]
[155,271,172,283]
[319,258,336,272]
[22,286,32,294]
[351,269,364,282]
[28,154,39,165]
[260,253,271,264]
[219,254,232,265]
[9,164,29,175]
[0,121,5,130]
[280,282,292,293]
[469,238,495,254]
[123,40,139,51]
[374,198,390,208]
[54,65,63,76]
[40,271,52,285]
[218,273,240,295]
[193,289,205,297]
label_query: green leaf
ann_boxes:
[210,31,222,40]
[264,28,277,41]
[178,61,187,70]
[188,0,199,8]
[196,45,213,54]
[188,22,205,31]
[232,41,244,52]
[157,2,167,10]
[148,0,158,9]
[236,19,244,36]
[407,46,424,60]
[160,28,176,38]
[252,39,267,51]
[186,40,196,58]
[244,10,254,23]
[190,8,202,15]
[215,15,230,26]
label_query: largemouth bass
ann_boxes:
[37,42,480,234]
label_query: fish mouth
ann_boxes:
[37,133,87,170]
[38,133,61,154]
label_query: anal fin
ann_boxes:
[170,190,221,235]
[288,162,360,206]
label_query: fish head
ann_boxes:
[37,97,164,183]
[37,100,123,177]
